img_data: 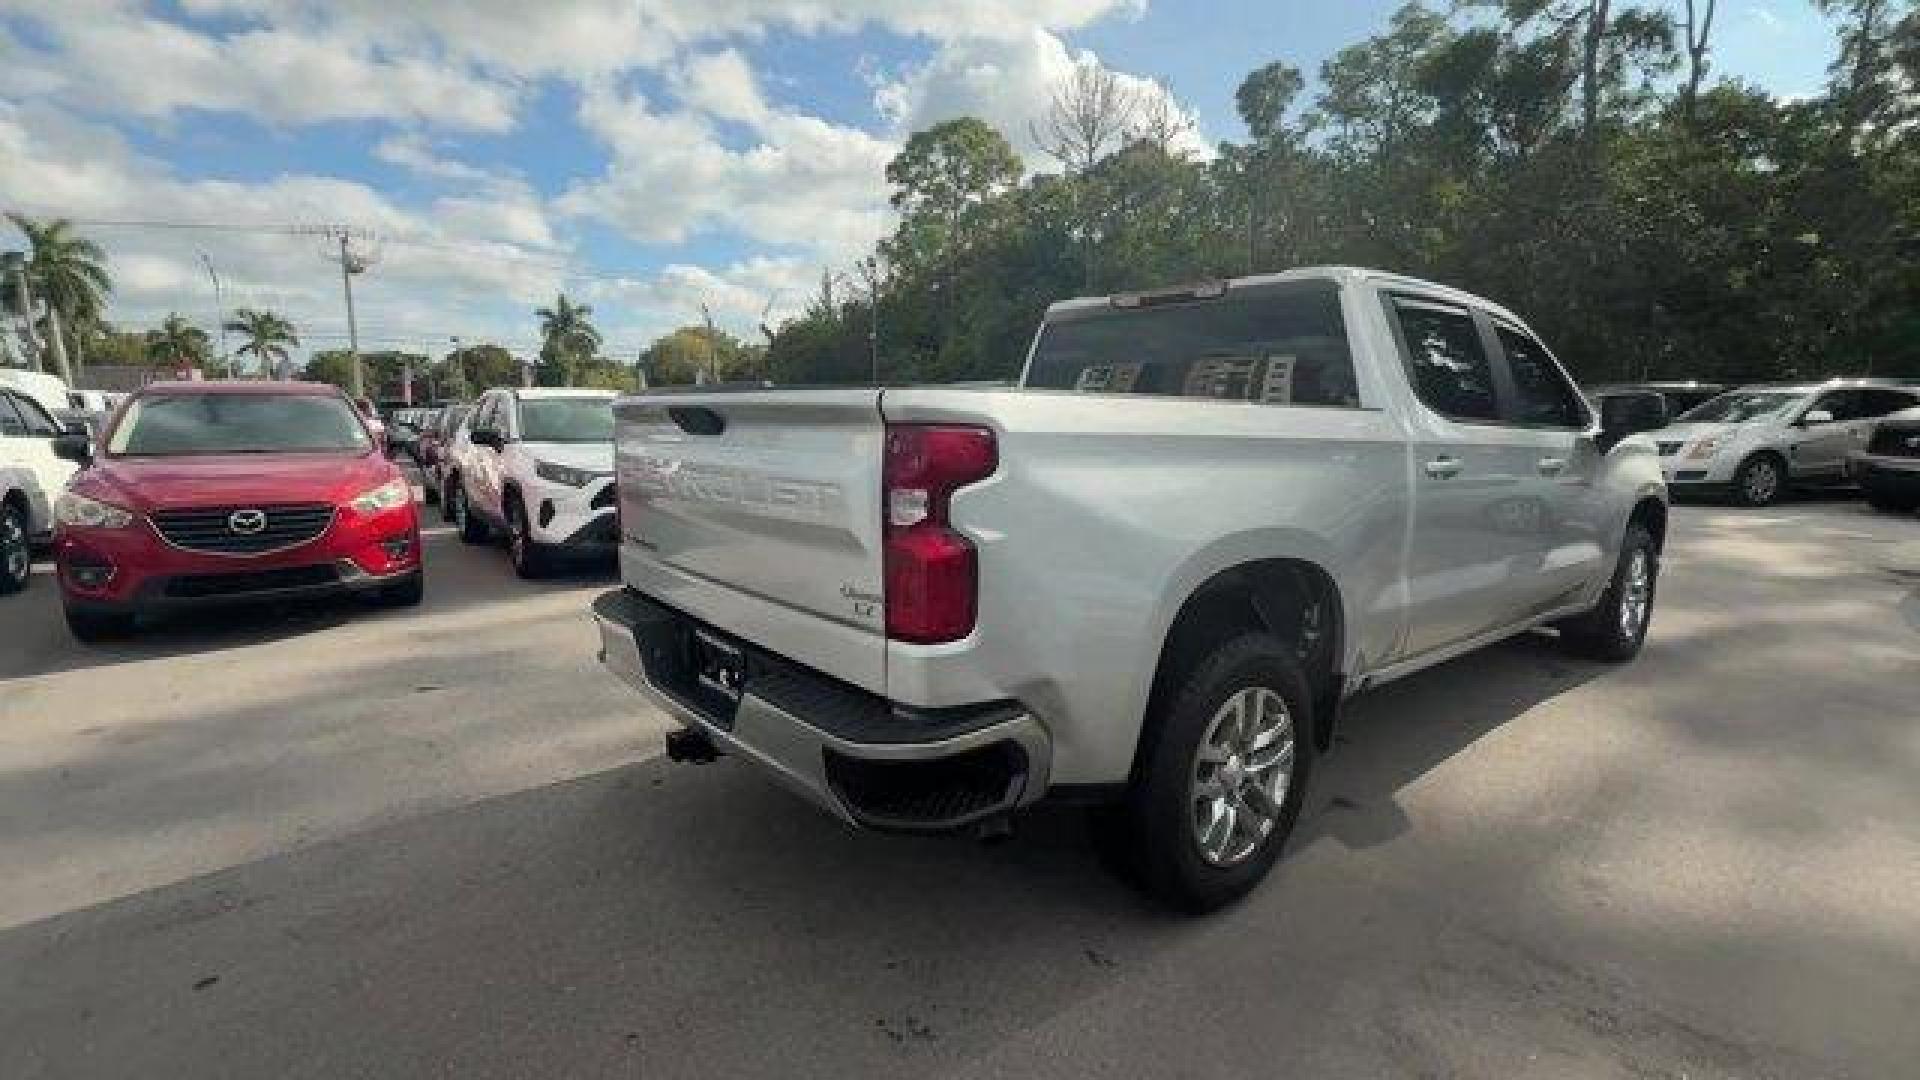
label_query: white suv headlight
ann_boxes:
[53,491,136,529]
[535,460,604,487]
[349,479,412,513]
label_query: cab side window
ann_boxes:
[1808,390,1858,421]
[1857,387,1920,420]
[1389,297,1501,423]
[15,395,61,437]
[0,394,27,438]
[1495,324,1587,429]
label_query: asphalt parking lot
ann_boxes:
[2,497,1916,1079]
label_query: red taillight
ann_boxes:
[883,424,997,644]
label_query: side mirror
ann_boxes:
[1597,393,1668,453]
[52,428,93,466]
[1801,409,1834,426]
[471,428,505,451]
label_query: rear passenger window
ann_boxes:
[1025,282,1361,408]
[1496,325,1586,428]
[1389,298,1500,422]
[1857,388,1920,419]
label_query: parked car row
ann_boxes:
[1593,378,1920,508]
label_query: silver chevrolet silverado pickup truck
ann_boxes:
[593,267,1669,911]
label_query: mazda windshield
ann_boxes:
[107,393,373,456]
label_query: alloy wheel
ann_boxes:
[1,512,27,585]
[1618,547,1652,641]
[1189,686,1295,867]
[1745,460,1779,504]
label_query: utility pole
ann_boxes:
[699,302,719,384]
[197,251,225,377]
[314,226,380,397]
[854,257,882,385]
[2,251,41,374]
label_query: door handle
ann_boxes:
[1537,456,1567,475]
[1423,456,1461,479]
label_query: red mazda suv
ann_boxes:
[52,381,423,641]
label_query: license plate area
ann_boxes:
[690,628,745,706]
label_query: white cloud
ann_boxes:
[671,49,771,125]
[0,0,1184,356]
[558,83,896,261]
[874,27,1209,166]
[584,255,819,341]
[373,135,493,185]
[0,102,566,357]
[3,1,518,130]
[174,0,1145,79]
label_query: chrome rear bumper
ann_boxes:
[592,588,1050,831]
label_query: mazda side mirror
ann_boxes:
[52,427,93,466]
[471,429,505,451]
[1597,393,1667,452]
[1801,409,1834,426]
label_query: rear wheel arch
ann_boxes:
[1136,559,1346,781]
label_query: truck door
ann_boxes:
[1484,319,1608,612]
[1383,294,1549,659]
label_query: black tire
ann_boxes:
[1121,633,1314,914]
[65,606,135,643]
[454,481,490,545]
[375,571,424,607]
[506,497,550,579]
[1559,522,1658,663]
[1864,488,1919,514]
[0,502,30,595]
[438,474,457,523]
[1731,454,1785,507]
[421,475,439,505]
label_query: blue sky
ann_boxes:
[0,1,1839,366]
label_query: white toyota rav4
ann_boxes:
[446,386,618,577]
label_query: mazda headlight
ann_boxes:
[1684,436,1724,460]
[349,479,412,514]
[535,460,603,487]
[53,491,136,529]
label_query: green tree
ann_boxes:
[535,294,601,387]
[144,313,211,371]
[4,215,112,385]
[441,343,519,396]
[224,308,300,380]
[641,325,763,386]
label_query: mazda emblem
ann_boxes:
[228,509,267,535]
[1907,436,1920,450]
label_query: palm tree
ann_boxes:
[145,313,211,372]
[535,293,602,387]
[224,308,299,380]
[6,215,112,386]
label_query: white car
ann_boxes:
[1,385,79,592]
[1650,380,1920,506]
[445,386,618,577]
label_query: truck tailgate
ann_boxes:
[612,390,888,693]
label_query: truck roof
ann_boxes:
[1044,266,1530,328]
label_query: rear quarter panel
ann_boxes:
[880,387,1411,785]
